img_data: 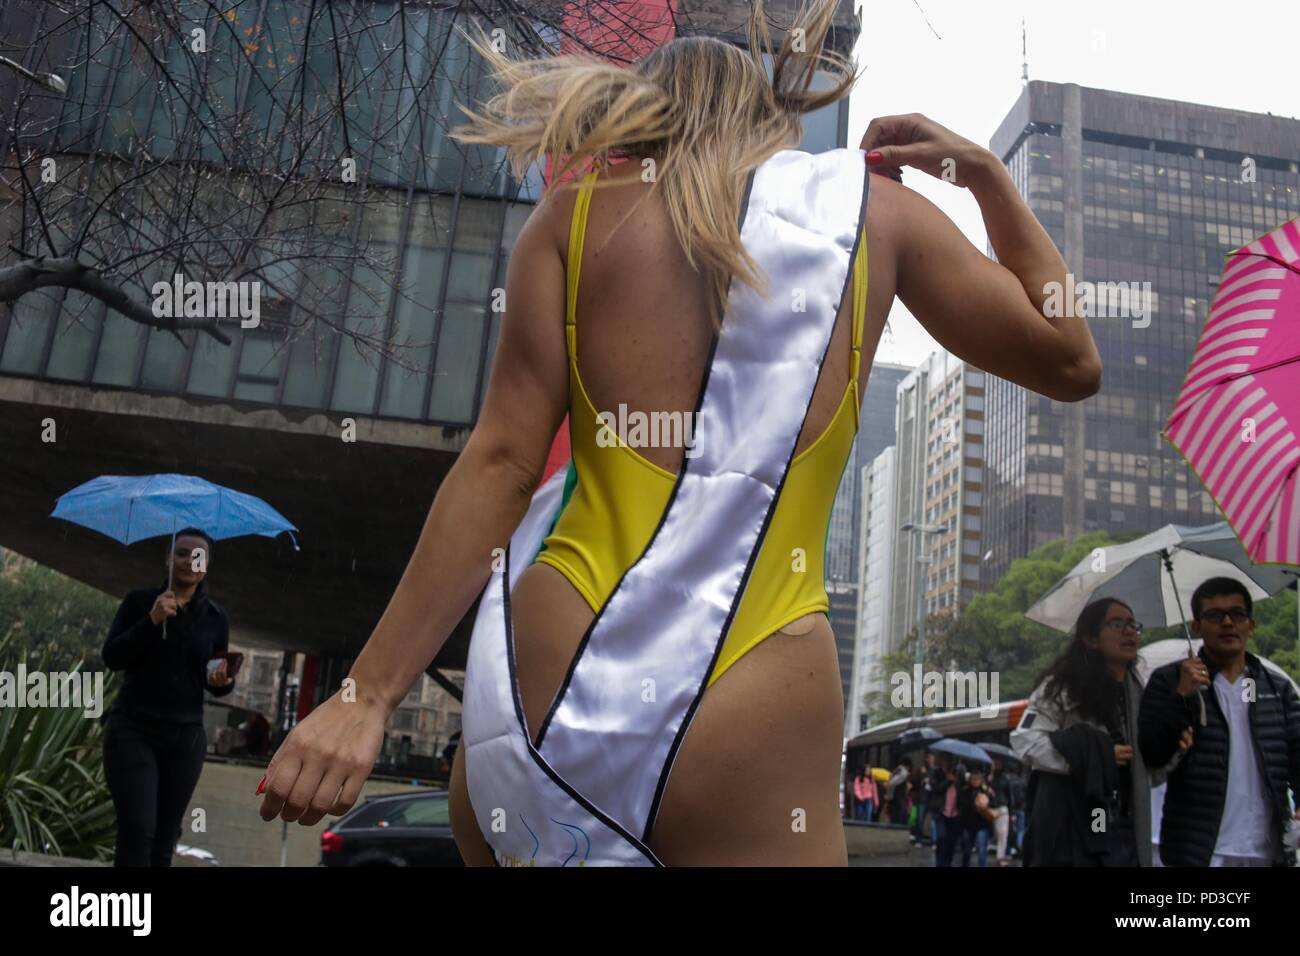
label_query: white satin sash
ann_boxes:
[462,148,869,865]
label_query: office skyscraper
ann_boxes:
[888,352,986,683]
[826,361,910,711]
[846,446,896,737]
[827,362,912,583]
[982,82,1300,584]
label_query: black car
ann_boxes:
[320,789,464,866]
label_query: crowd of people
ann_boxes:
[848,577,1300,868]
[849,752,1027,867]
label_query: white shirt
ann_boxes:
[1210,671,1274,864]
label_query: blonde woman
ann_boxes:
[255,0,1100,866]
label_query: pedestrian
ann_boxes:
[1138,577,1300,867]
[957,768,996,867]
[887,760,911,824]
[987,757,1013,865]
[911,752,934,843]
[1012,597,1188,866]
[863,767,879,821]
[101,528,236,867]
[1008,767,1028,859]
[934,756,961,867]
[851,767,875,821]
[931,753,952,841]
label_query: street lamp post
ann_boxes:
[901,520,947,717]
[0,55,67,93]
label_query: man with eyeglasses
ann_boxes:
[1138,577,1300,867]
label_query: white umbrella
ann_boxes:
[1134,638,1299,695]
[1026,522,1295,640]
[1026,521,1296,725]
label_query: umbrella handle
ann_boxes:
[162,519,176,641]
[1161,549,1208,726]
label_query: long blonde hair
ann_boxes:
[449,0,862,330]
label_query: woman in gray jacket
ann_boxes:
[1012,597,1191,865]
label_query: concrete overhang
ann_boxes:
[0,375,482,671]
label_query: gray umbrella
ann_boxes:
[929,738,993,766]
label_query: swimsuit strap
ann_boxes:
[565,170,599,366]
[849,226,868,430]
[568,167,869,433]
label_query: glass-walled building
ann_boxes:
[982,83,1300,584]
[0,1,540,427]
[1,0,858,430]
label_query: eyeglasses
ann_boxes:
[1198,607,1251,624]
[1103,618,1143,633]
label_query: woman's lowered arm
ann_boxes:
[257,198,570,827]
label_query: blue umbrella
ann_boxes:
[928,738,993,766]
[51,473,298,636]
[52,474,298,546]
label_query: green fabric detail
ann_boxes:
[532,459,578,563]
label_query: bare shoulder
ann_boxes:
[863,172,915,243]
[526,178,580,256]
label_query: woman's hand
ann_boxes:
[1177,726,1194,752]
[149,590,178,626]
[1113,744,1134,767]
[257,691,389,827]
[860,113,995,187]
[207,659,232,688]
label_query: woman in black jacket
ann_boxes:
[1011,597,1190,866]
[101,528,236,866]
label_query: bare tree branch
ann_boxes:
[0,254,232,344]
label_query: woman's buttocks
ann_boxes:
[510,562,598,747]
[509,560,846,863]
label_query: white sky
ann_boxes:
[847,0,1300,368]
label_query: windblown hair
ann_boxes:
[1033,597,1137,732]
[450,0,862,330]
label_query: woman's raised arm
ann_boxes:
[865,113,1102,402]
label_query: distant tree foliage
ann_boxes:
[0,547,117,674]
[863,532,1298,726]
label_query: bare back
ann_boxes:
[451,159,900,866]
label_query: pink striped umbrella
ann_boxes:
[1164,216,1300,565]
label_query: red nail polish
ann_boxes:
[255,775,266,796]
[866,150,883,165]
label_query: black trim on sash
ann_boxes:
[498,538,664,866]
[643,158,872,842]
[533,162,761,751]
